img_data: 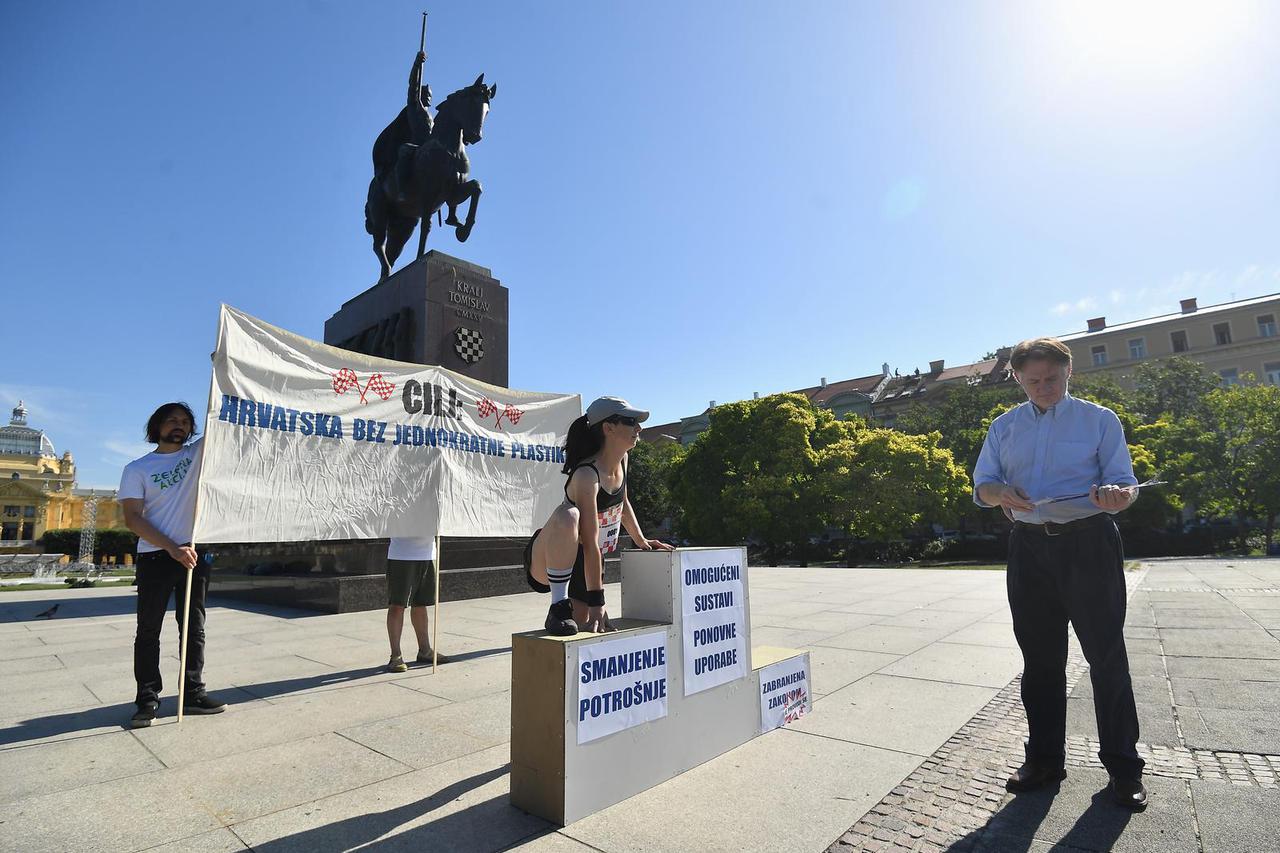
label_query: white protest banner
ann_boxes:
[576,631,669,744]
[758,653,811,733]
[680,548,748,696]
[193,305,580,542]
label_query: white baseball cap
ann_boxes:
[585,396,649,426]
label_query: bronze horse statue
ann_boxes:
[365,61,496,280]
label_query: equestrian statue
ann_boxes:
[365,17,496,280]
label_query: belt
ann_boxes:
[1015,513,1110,537]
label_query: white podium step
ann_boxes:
[511,547,813,825]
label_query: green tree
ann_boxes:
[669,394,827,562]
[895,382,1024,476]
[1157,381,1280,549]
[1130,357,1218,421]
[816,423,971,543]
[627,438,681,535]
[669,394,970,562]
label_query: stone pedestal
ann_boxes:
[324,250,508,387]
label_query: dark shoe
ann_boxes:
[182,693,227,715]
[1111,776,1148,810]
[129,701,158,729]
[415,650,451,665]
[545,598,578,637]
[387,654,408,673]
[1006,762,1067,792]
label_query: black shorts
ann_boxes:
[524,528,591,602]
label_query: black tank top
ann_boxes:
[564,458,627,555]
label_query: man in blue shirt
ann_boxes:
[974,337,1147,809]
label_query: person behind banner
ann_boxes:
[385,533,450,671]
[119,403,226,728]
[523,397,674,636]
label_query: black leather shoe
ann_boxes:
[1111,776,1148,810]
[545,598,578,636]
[182,693,227,715]
[1006,762,1067,792]
[129,701,158,729]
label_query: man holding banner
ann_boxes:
[120,402,226,728]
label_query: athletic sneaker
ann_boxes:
[182,693,227,715]
[545,599,578,636]
[130,701,159,728]
[387,654,408,673]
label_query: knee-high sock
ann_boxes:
[547,567,573,605]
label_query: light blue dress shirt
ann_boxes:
[972,394,1137,524]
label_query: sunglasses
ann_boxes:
[606,415,640,427]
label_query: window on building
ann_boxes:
[1091,345,1108,366]
[1170,330,1189,352]
[0,523,16,541]
[1213,322,1232,345]
[1258,314,1277,338]
[1219,368,1240,387]
[2,506,18,518]
[1265,362,1280,386]
[19,522,33,541]
[22,505,35,518]
[1128,338,1146,360]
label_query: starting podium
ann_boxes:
[510,547,812,825]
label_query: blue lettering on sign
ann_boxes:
[579,644,666,684]
[693,591,735,612]
[578,677,668,721]
[215,393,561,463]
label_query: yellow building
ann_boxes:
[1061,293,1280,387]
[0,401,122,548]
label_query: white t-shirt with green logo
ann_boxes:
[118,439,204,553]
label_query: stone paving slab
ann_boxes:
[0,728,162,804]
[792,673,998,756]
[1189,780,1280,853]
[137,828,251,852]
[807,646,900,696]
[973,770,1198,852]
[134,681,448,767]
[1,759,224,853]
[1180,707,1280,754]
[176,731,413,825]
[230,745,545,853]
[561,729,923,853]
[815,624,951,656]
[878,642,1023,689]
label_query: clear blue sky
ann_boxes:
[3,2,1278,488]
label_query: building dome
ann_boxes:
[0,400,57,458]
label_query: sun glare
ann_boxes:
[1044,0,1257,83]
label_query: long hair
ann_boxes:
[145,402,198,444]
[562,415,605,474]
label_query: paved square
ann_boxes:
[2,559,1277,852]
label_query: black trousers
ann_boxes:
[1007,517,1144,781]
[134,551,209,707]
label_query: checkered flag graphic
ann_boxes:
[365,373,396,402]
[332,368,359,395]
[454,326,485,364]
[477,397,498,418]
